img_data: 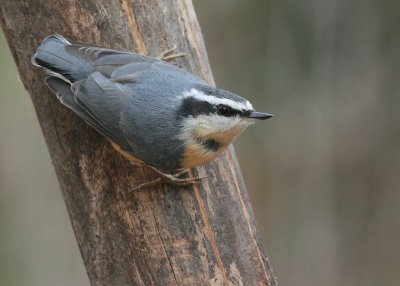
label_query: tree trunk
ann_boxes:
[0,1,276,285]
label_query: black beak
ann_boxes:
[247,111,274,120]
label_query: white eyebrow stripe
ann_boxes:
[182,88,253,111]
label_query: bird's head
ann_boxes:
[177,85,272,168]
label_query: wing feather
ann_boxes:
[71,72,127,141]
[45,77,119,141]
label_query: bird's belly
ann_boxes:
[111,141,224,170]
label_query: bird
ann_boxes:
[31,34,273,190]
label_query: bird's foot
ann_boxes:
[158,44,186,62]
[131,168,206,191]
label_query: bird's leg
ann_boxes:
[147,166,190,180]
[157,44,186,62]
[131,165,206,191]
[147,166,207,184]
[131,177,163,192]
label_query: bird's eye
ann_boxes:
[217,105,232,116]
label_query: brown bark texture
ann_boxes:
[0,0,276,285]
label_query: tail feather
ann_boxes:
[32,34,93,83]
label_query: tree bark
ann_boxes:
[0,1,276,285]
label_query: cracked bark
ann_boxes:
[0,0,277,285]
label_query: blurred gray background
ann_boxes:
[1,0,400,285]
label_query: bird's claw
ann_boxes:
[131,169,207,192]
[158,44,186,62]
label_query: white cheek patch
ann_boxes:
[197,114,242,134]
[182,88,253,112]
[178,114,254,146]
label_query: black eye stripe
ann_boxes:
[179,97,214,117]
[216,104,243,117]
[178,97,246,119]
[217,105,230,116]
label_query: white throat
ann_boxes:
[179,114,254,146]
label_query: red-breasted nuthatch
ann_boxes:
[32,34,273,189]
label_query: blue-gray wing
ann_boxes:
[45,59,204,163]
[65,43,159,77]
[46,73,130,149]
[33,34,160,82]
[71,72,126,140]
